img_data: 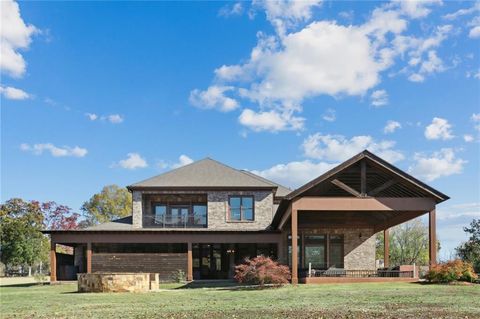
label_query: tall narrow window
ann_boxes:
[154,205,167,225]
[329,235,344,268]
[304,235,326,269]
[228,196,254,221]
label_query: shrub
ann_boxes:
[170,269,186,283]
[234,256,291,286]
[425,259,478,283]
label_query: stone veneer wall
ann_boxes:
[135,190,274,230]
[78,273,159,293]
[132,191,142,228]
[281,228,376,270]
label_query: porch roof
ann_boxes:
[272,150,449,228]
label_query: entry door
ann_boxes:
[169,206,188,227]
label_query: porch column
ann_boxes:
[50,241,56,282]
[291,207,298,284]
[187,242,193,281]
[86,242,92,273]
[384,228,390,268]
[429,209,437,268]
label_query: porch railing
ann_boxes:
[145,213,207,228]
[309,268,414,278]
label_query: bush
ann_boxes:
[425,259,478,283]
[234,256,291,286]
[170,269,186,283]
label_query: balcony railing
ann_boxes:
[144,213,207,228]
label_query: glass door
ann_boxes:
[169,206,189,227]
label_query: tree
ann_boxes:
[42,201,80,230]
[456,219,480,273]
[81,185,132,226]
[376,219,438,266]
[0,199,49,275]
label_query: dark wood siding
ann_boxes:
[91,253,187,281]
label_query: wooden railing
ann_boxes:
[309,269,414,278]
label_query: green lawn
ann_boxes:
[1,280,479,319]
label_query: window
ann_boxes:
[154,205,167,225]
[228,196,254,221]
[329,235,344,268]
[304,235,326,269]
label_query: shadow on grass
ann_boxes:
[0,282,48,288]
[175,280,283,291]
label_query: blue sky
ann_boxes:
[1,0,479,259]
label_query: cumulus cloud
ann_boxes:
[190,2,456,133]
[0,85,30,100]
[424,117,454,140]
[302,133,404,163]
[371,90,389,107]
[105,114,123,124]
[251,160,336,189]
[408,148,467,181]
[115,153,148,170]
[238,109,304,132]
[85,113,98,121]
[322,108,336,122]
[218,2,243,17]
[157,155,194,170]
[384,120,402,134]
[472,113,480,131]
[0,0,38,78]
[190,85,239,112]
[20,143,87,157]
[463,134,474,142]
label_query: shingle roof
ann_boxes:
[128,158,291,196]
[83,216,133,231]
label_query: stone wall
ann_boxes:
[78,273,158,293]
[281,228,376,270]
[132,191,142,228]
[138,190,274,230]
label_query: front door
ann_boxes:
[193,244,229,279]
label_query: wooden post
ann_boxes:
[50,241,56,282]
[86,242,92,273]
[360,160,367,196]
[187,242,193,281]
[429,209,437,269]
[291,208,298,284]
[384,228,390,268]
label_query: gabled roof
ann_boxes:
[285,150,449,202]
[128,158,290,195]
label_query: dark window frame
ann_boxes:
[227,195,255,222]
[149,202,208,228]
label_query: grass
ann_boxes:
[0,280,479,319]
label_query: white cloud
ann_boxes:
[470,26,480,38]
[384,120,402,134]
[157,155,194,170]
[409,148,467,181]
[393,0,442,19]
[116,153,148,170]
[106,114,123,124]
[0,0,38,78]
[172,155,194,169]
[238,109,304,132]
[20,143,87,157]
[85,113,98,121]
[0,85,30,100]
[190,85,239,112]
[472,113,480,131]
[322,108,336,122]
[219,2,243,17]
[302,133,404,163]
[255,0,323,36]
[371,89,389,107]
[424,117,454,140]
[463,134,474,142]
[443,3,480,20]
[251,160,336,189]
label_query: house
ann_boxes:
[45,150,448,283]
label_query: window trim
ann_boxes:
[227,195,255,222]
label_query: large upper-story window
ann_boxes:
[149,204,207,228]
[228,196,254,221]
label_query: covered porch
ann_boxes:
[273,151,448,284]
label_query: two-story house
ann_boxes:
[45,150,448,283]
